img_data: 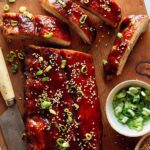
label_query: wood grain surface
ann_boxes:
[0,0,149,149]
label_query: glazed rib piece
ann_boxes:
[40,0,96,44]
[104,15,149,80]
[2,13,71,46]
[73,0,121,28]
[24,45,102,150]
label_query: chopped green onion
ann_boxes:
[142,108,150,117]
[17,52,24,60]
[102,59,108,66]
[80,14,88,24]
[40,100,51,109]
[9,0,15,3]
[45,65,52,72]
[57,138,65,146]
[11,64,18,73]
[120,116,129,124]
[117,32,123,38]
[62,141,69,148]
[127,109,135,117]
[115,105,123,116]
[49,108,57,115]
[57,0,66,8]
[77,89,84,97]
[57,124,67,132]
[83,0,89,4]
[66,116,72,124]
[64,108,69,113]
[85,133,92,141]
[19,6,27,13]
[36,70,43,76]
[141,91,146,97]
[116,92,126,99]
[72,103,79,110]
[81,65,87,74]
[43,32,53,39]
[38,56,43,62]
[42,77,49,82]
[7,51,17,62]
[3,4,10,12]
[61,60,67,69]
[11,20,18,26]
[56,138,69,148]
[23,11,33,19]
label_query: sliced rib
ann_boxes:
[104,15,149,80]
[73,0,122,27]
[40,0,96,44]
[2,13,71,46]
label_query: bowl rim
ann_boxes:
[106,80,150,137]
[135,132,150,150]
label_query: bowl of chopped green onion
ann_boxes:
[106,80,150,137]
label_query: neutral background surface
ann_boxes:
[0,0,150,150]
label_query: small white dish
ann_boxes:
[106,80,150,137]
[135,132,150,150]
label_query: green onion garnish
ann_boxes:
[57,0,66,8]
[102,59,108,66]
[11,20,18,26]
[49,108,57,115]
[83,0,89,4]
[11,64,18,74]
[81,65,87,74]
[40,100,51,109]
[38,56,43,62]
[61,60,67,69]
[18,52,24,60]
[42,77,49,82]
[80,14,88,25]
[7,51,17,62]
[9,0,15,3]
[36,70,43,76]
[117,32,123,38]
[19,6,27,13]
[85,133,92,141]
[45,65,52,72]
[43,32,53,39]
[72,103,79,110]
[3,4,10,12]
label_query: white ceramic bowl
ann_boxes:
[106,80,150,137]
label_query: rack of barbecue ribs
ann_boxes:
[24,45,102,150]
[40,0,96,44]
[103,15,149,80]
[73,0,122,28]
[1,13,71,46]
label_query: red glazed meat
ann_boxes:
[104,15,149,80]
[73,0,122,27]
[2,13,71,46]
[24,45,102,150]
[40,0,96,44]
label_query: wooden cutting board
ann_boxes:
[0,0,149,149]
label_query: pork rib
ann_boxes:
[73,0,122,28]
[2,13,71,46]
[104,15,149,80]
[40,0,96,44]
[24,45,102,150]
